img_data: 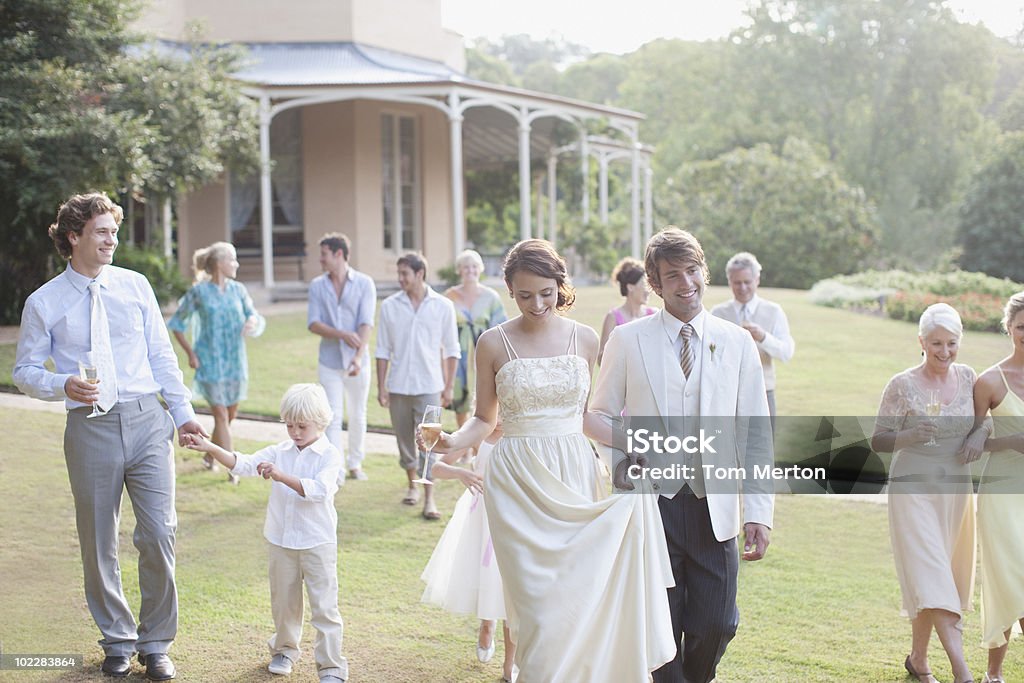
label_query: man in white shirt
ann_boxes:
[13,192,207,681]
[375,252,460,520]
[308,233,376,482]
[711,252,795,425]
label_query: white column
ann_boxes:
[518,109,532,241]
[598,154,609,225]
[644,164,654,244]
[448,93,465,260]
[547,153,557,250]
[259,95,274,289]
[580,133,590,226]
[631,140,641,259]
[535,174,544,240]
[162,198,172,259]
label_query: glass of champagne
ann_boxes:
[79,353,101,418]
[413,405,444,485]
[924,389,941,446]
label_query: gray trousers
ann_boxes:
[388,392,440,472]
[64,395,177,657]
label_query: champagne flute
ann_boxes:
[412,405,443,485]
[79,353,101,418]
[924,389,941,447]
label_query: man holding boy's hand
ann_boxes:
[13,193,205,681]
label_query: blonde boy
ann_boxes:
[184,383,347,682]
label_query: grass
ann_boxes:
[2,285,1022,681]
[2,406,1023,681]
[4,284,1012,423]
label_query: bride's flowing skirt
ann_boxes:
[485,431,676,683]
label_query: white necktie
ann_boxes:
[679,324,694,379]
[89,282,119,412]
[740,303,750,323]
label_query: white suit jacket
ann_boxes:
[590,309,775,542]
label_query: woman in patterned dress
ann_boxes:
[445,249,507,427]
[169,241,264,482]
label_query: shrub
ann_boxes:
[811,269,1024,332]
[885,291,1007,332]
[113,243,189,305]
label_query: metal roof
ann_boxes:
[233,41,462,86]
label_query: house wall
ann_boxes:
[177,98,455,286]
[177,181,229,276]
[350,100,454,283]
[135,0,464,71]
[301,101,358,278]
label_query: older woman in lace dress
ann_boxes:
[871,303,987,683]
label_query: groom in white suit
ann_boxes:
[591,227,774,683]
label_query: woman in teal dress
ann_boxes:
[445,249,507,427]
[168,241,264,482]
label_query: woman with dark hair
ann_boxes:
[598,257,656,364]
[424,239,674,681]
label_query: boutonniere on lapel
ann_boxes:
[708,342,718,360]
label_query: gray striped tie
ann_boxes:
[679,323,694,379]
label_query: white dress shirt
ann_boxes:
[231,435,342,550]
[710,295,794,391]
[375,286,461,395]
[13,264,196,427]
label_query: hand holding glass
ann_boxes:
[79,352,101,418]
[413,405,443,485]
[924,390,941,446]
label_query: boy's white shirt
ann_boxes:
[232,434,342,550]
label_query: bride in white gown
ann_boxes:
[429,239,675,682]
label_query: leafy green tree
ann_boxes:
[735,0,996,265]
[661,138,879,289]
[558,53,627,105]
[957,132,1024,281]
[464,45,519,86]
[0,0,257,323]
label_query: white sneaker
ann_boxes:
[268,654,293,675]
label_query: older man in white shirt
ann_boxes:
[375,252,460,520]
[711,252,794,425]
[13,192,206,681]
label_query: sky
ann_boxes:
[442,0,1024,55]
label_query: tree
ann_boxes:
[734,0,997,265]
[957,132,1024,281]
[661,138,879,289]
[0,0,257,323]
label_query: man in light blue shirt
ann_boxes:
[307,233,376,481]
[13,192,206,681]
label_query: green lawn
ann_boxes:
[3,285,1022,681]
[1,406,1022,681]
[2,284,1014,423]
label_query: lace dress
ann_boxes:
[978,367,1024,647]
[483,323,675,682]
[875,364,977,619]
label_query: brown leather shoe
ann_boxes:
[139,653,176,681]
